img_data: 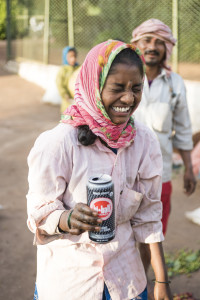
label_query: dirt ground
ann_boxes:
[0,66,200,300]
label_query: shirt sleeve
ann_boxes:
[26,129,73,244]
[131,132,164,243]
[172,75,193,150]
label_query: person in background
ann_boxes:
[27,40,172,300]
[56,46,80,113]
[131,18,196,298]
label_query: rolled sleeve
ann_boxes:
[26,128,72,243]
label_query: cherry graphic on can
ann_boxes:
[87,174,115,243]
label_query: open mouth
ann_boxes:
[112,106,131,113]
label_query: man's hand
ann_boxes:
[178,149,196,196]
[58,203,102,235]
[183,168,196,196]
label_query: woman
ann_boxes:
[27,40,172,300]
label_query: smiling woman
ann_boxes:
[72,46,144,146]
[101,60,143,125]
[27,40,172,300]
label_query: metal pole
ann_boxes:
[68,0,74,46]
[6,0,11,60]
[43,0,50,64]
[172,0,178,73]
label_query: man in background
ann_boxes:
[131,19,196,298]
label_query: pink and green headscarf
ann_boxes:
[61,40,145,148]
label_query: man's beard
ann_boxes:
[144,50,166,67]
[145,60,160,67]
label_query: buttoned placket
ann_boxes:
[89,138,128,222]
[110,147,126,215]
[143,71,167,105]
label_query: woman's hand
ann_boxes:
[58,203,102,235]
[154,282,173,300]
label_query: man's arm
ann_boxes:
[171,75,196,195]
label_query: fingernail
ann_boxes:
[95,227,101,231]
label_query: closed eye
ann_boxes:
[132,88,142,93]
[111,89,123,93]
[132,84,143,93]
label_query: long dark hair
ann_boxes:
[78,47,144,146]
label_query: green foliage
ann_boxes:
[0,0,6,39]
[49,1,68,46]
[0,0,35,40]
[72,0,200,63]
[3,0,200,63]
[73,0,172,49]
[165,249,200,278]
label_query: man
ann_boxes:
[131,19,196,297]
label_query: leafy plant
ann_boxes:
[165,249,200,278]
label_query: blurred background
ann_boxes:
[0,1,200,299]
[1,0,200,78]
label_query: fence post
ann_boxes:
[43,0,50,64]
[172,0,178,73]
[6,0,11,60]
[68,0,74,46]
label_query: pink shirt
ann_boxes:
[27,121,164,300]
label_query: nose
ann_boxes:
[120,91,135,105]
[148,39,156,50]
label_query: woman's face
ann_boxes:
[101,63,143,125]
[67,50,77,66]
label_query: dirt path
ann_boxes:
[0,67,199,300]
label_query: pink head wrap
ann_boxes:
[131,19,176,72]
[61,40,145,148]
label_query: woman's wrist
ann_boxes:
[58,210,72,233]
[153,279,171,284]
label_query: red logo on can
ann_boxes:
[90,198,113,220]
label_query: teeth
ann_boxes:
[112,107,130,112]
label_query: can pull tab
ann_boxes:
[93,177,100,181]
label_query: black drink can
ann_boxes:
[87,174,115,243]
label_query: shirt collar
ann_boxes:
[76,135,113,153]
[76,134,129,153]
[144,68,167,82]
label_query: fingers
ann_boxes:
[68,228,82,235]
[71,203,102,231]
[73,205,102,225]
[75,203,99,217]
[183,171,197,196]
[70,218,101,232]
[69,203,102,234]
[184,179,197,196]
[58,203,103,236]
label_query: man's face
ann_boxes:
[136,36,166,67]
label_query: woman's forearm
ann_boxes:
[149,242,169,281]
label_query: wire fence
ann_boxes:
[7,0,200,79]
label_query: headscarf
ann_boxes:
[62,46,78,66]
[131,19,176,72]
[61,40,145,148]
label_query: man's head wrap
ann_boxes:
[131,19,176,72]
